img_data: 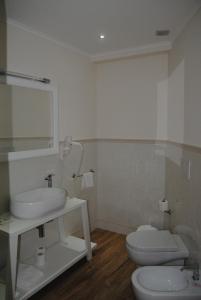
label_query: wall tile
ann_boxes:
[165,143,201,264]
[97,141,165,233]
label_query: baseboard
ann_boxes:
[95,219,134,235]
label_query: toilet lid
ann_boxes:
[126,230,178,252]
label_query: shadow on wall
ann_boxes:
[0,0,10,213]
[168,7,201,148]
[165,146,201,264]
[0,0,13,298]
[166,7,201,265]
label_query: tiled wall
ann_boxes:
[4,139,201,265]
[96,140,201,265]
[165,143,201,264]
[61,141,97,233]
[96,141,166,234]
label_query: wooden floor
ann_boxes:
[30,229,137,300]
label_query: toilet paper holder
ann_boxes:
[72,169,95,178]
[159,198,172,215]
[164,209,172,215]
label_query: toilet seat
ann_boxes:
[126,230,178,252]
[126,230,189,265]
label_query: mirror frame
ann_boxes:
[5,76,59,161]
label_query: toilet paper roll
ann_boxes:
[159,199,169,212]
[81,172,94,189]
[36,246,45,255]
[36,247,46,267]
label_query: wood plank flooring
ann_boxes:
[30,229,137,300]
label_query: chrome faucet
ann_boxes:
[44,173,55,188]
[181,262,200,281]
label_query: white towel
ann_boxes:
[81,172,94,190]
[17,264,43,291]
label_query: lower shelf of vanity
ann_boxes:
[0,282,6,299]
[16,236,96,300]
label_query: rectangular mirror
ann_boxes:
[0,77,59,160]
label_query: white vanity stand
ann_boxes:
[0,198,96,300]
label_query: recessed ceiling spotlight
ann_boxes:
[155,30,170,37]
[99,34,105,40]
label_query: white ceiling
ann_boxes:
[6,0,201,57]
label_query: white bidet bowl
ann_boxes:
[132,266,201,300]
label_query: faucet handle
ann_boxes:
[44,173,55,188]
[181,260,200,281]
[44,173,55,180]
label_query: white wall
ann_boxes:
[96,53,168,140]
[95,54,168,233]
[168,8,201,147]
[6,21,97,207]
[5,23,97,260]
[7,7,201,244]
[7,23,96,141]
[166,8,201,264]
[7,22,97,222]
[167,58,184,143]
[0,83,12,138]
[97,141,165,234]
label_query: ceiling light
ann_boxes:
[155,30,170,37]
[99,34,105,39]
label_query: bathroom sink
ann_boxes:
[10,188,66,219]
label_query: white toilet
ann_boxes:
[126,227,189,266]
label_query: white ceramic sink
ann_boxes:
[11,188,66,219]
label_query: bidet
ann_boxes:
[132,266,201,300]
[181,262,200,281]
